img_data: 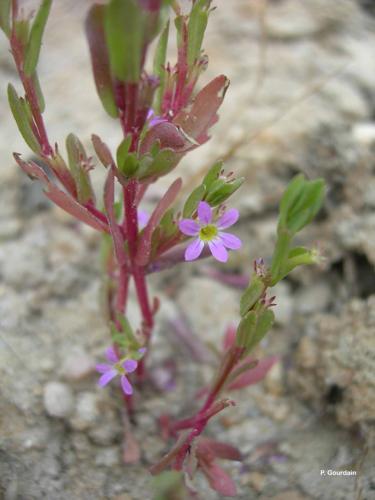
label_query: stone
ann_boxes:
[43,382,75,419]
[60,347,95,381]
[70,392,100,431]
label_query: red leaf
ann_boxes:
[85,5,117,118]
[222,323,237,351]
[198,437,242,462]
[139,122,195,156]
[200,461,237,497]
[104,167,126,266]
[14,154,108,232]
[228,356,278,391]
[92,134,114,167]
[174,75,229,145]
[136,178,182,266]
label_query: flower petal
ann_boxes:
[219,232,242,250]
[95,363,112,374]
[138,210,149,229]
[138,347,147,355]
[208,239,228,262]
[179,219,200,236]
[123,359,138,373]
[198,201,212,224]
[185,238,204,261]
[217,208,239,229]
[98,369,117,387]
[105,346,119,363]
[121,375,133,395]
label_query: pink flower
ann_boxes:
[178,201,242,263]
[96,346,146,396]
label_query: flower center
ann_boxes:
[199,224,218,242]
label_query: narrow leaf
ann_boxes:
[92,134,114,167]
[104,167,126,266]
[14,154,108,232]
[7,84,40,153]
[153,20,169,113]
[66,133,95,204]
[136,178,182,265]
[0,0,11,36]
[174,74,229,144]
[24,0,52,76]
[105,0,144,83]
[85,4,118,117]
[183,184,206,217]
[228,356,278,390]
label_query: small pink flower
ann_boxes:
[96,346,146,396]
[138,210,149,229]
[146,108,168,127]
[178,201,242,263]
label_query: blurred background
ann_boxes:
[0,1,374,499]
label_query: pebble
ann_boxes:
[296,337,318,369]
[352,122,375,146]
[43,382,75,418]
[265,362,284,396]
[60,347,95,381]
[95,447,120,467]
[70,391,100,431]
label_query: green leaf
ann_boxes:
[187,0,210,67]
[23,0,52,76]
[158,208,177,240]
[0,0,11,36]
[152,471,185,500]
[66,133,95,204]
[105,0,144,82]
[119,152,139,177]
[32,73,45,112]
[183,184,206,218]
[287,179,325,233]
[239,275,265,317]
[153,20,169,113]
[236,311,257,349]
[250,309,275,351]
[137,148,177,180]
[270,229,291,285]
[7,84,41,154]
[116,136,132,168]
[278,247,318,280]
[278,174,305,229]
[202,160,223,189]
[206,177,244,206]
[14,19,30,48]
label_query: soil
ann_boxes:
[0,1,374,499]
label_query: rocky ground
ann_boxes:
[1,0,375,499]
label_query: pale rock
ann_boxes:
[43,382,75,418]
[60,347,95,381]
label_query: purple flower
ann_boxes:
[138,210,149,229]
[178,201,242,263]
[147,109,168,127]
[95,346,146,396]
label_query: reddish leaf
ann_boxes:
[136,178,182,266]
[139,121,195,156]
[92,133,114,167]
[200,461,237,497]
[227,356,278,391]
[174,75,229,145]
[123,416,141,464]
[104,167,126,266]
[14,154,108,232]
[85,4,118,118]
[222,323,237,351]
[198,437,242,462]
